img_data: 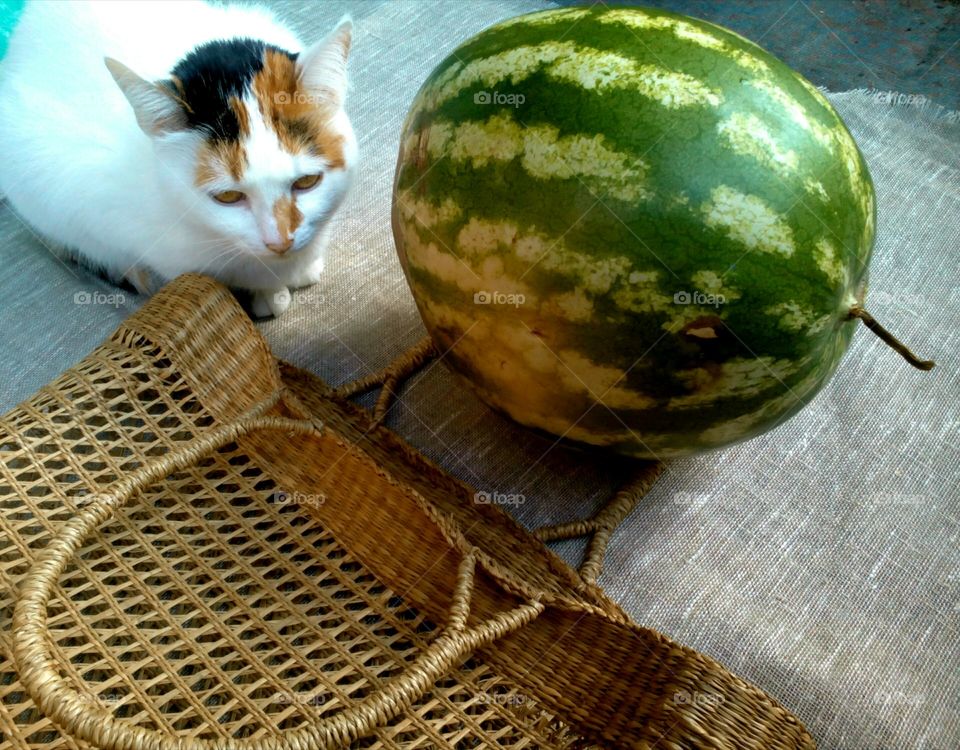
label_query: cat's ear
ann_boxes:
[105,57,188,136]
[297,16,352,110]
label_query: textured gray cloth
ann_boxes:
[0,2,957,748]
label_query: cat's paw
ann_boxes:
[251,287,292,318]
[289,255,325,289]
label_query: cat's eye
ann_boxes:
[292,173,322,192]
[212,190,245,205]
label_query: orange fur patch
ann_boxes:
[273,194,303,244]
[195,138,246,187]
[229,95,251,137]
[313,130,346,170]
[251,49,346,168]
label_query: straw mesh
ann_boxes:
[0,274,815,749]
[0,339,590,748]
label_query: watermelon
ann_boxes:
[391,5,931,459]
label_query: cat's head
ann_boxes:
[105,19,355,260]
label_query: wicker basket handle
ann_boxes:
[331,340,668,587]
[332,336,437,425]
[13,407,543,750]
[534,461,665,584]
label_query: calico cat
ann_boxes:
[0,0,356,317]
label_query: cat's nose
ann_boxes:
[265,238,293,255]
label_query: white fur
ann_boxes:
[0,0,357,317]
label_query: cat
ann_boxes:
[0,0,357,317]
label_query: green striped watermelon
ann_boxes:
[391,5,930,459]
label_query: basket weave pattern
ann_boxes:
[0,275,815,749]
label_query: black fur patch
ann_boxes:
[170,39,297,141]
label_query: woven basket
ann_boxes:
[0,274,815,749]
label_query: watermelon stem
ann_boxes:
[848,307,935,371]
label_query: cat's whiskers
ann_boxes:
[192,236,242,247]
[197,244,246,274]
